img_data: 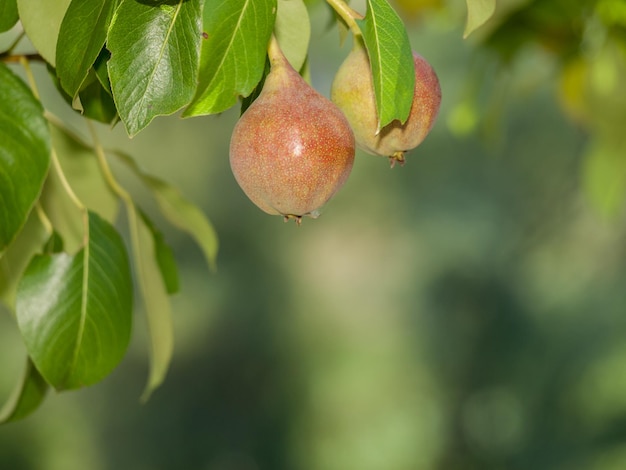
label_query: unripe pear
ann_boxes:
[331,42,441,165]
[230,39,355,223]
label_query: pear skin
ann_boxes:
[230,41,355,222]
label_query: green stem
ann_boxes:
[325,0,364,36]
[267,34,285,64]
[87,120,132,205]
[0,53,45,64]
[24,61,85,215]
[18,57,40,99]
[50,149,86,211]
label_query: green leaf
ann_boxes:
[0,63,50,254]
[47,63,119,125]
[464,0,496,39]
[0,212,49,311]
[151,183,218,272]
[128,207,173,401]
[0,0,18,32]
[356,0,415,129]
[183,0,277,117]
[107,0,203,136]
[113,151,218,272]
[275,0,310,72]
[138,210,179,295]
[56,0,118,98]
[240,55,270,115]
[93,48,113,95]
[77,70,119,125]
[0,358,48,424]
[16,211,133,390]
[16,0,72,65]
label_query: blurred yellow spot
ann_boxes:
[582,139,626,218]
[447,100,478,137]
[558,58,589,126]
[590,48,618,96]
[391,0,443,19]
[596,0,626,27]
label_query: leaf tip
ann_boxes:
[463,0,496,39]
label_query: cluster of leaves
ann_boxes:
[0,0,493,423]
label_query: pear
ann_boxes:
[331,41,441,165]
[230,39,355,223]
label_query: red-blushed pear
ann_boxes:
[229,37,355,224]
[331,40,441,166]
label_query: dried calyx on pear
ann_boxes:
[331,39,441,166]
[229,36,355,224]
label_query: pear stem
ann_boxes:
[325,0,364,37]
[267,34,287,66]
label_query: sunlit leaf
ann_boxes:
[464,0,496,38]
[108,0,203,136]
[138,210,179,295]
[0,63,50,254]
[151,183,218,271]
[183,0,277,116]
[16,211,133,390]
[113,151,218,272]
[16,0,72,65]
[0,358,48,424]
[56,0,117,98]
[0,0,18,32]
[275,0,310,71]
[129,207,174,401]
[356,0,415,129]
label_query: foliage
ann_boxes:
[0,0,495,423]
[455,0,626,216]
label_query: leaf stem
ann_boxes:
[28,67,85,215]
[325,0,364,37]
[1,53,46,64]
[267,34,286,65]
[18,56,40,100]
[87,121,132,205]
[50,149,86,211]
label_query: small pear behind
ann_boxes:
[331,42,441,165]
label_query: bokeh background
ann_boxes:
[3,0,626,469]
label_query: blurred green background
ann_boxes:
[3,0,626,469]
